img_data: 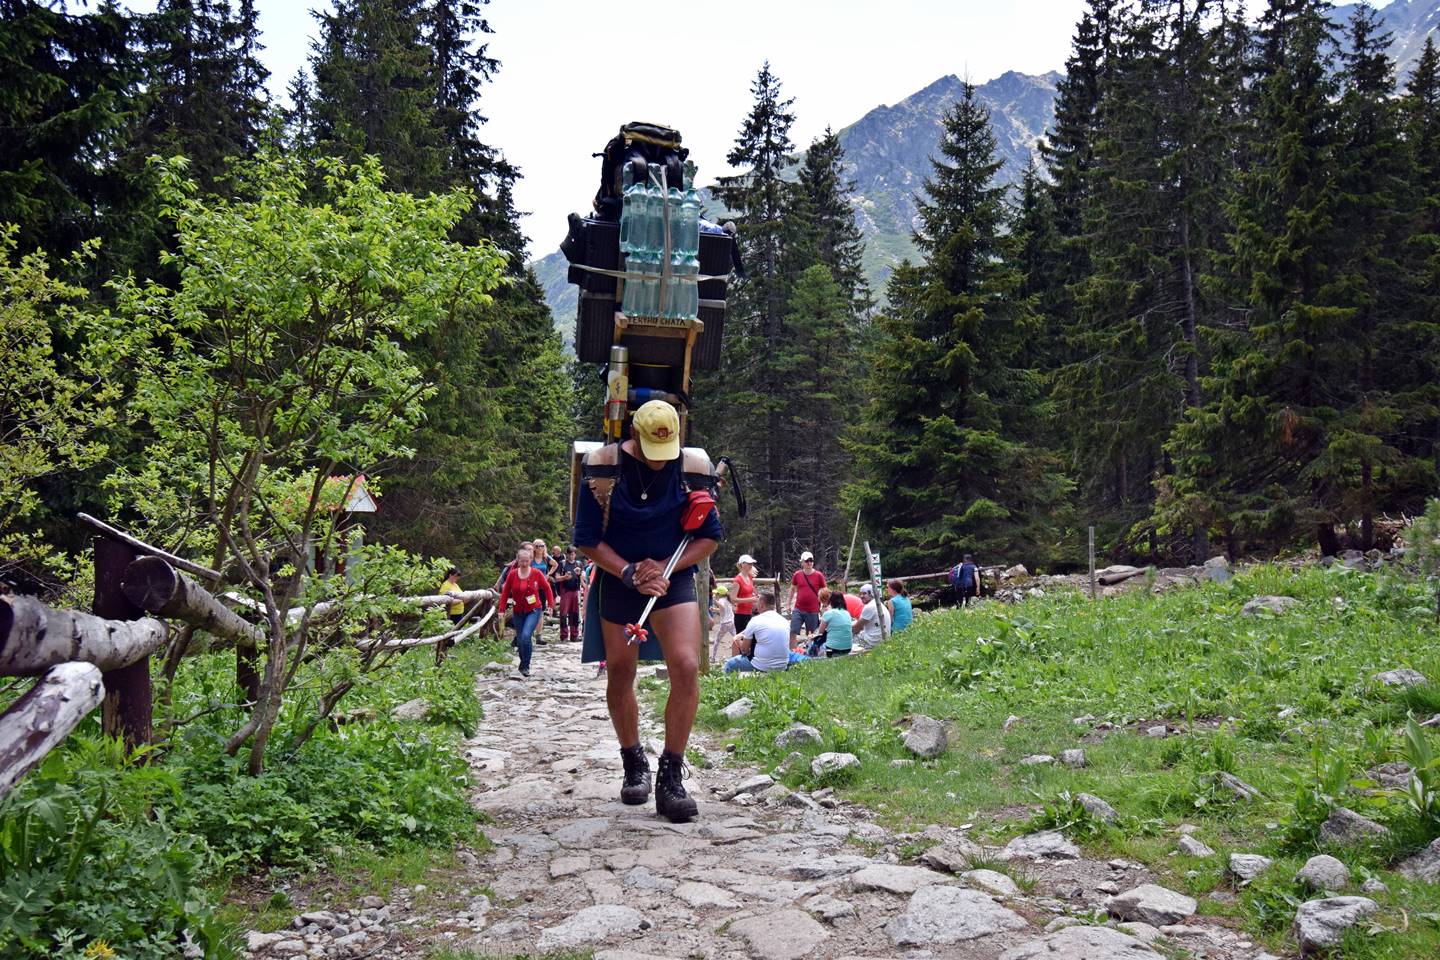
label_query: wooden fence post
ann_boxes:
[1088,525,1097,601]
[93,536,153,751]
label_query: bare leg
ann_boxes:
[649,601,701,755]
[600,619,640,746]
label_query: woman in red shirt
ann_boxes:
[498,545,554,677]
[733,554,757,633]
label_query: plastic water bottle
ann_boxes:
[678,161,700,259]
[619,164,642,254]
[621,251,641,314]
[639,253,660,318]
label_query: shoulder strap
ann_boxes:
[582,443,622,533]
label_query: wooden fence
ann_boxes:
[0,517,497,801]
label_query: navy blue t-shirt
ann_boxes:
[572,446,723,575]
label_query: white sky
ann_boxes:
[118,0,1303,258]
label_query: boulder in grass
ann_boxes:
[391,698,430,721]
[1229,853,1273,882]
[1295,854,1350,891]
[1177,835,1215,857]
[1241,595,1300,617]
[1318,807,1389,847]
[903,715,948,758]
[774,723,822,749]
[1293,897,1377,955]
[810,752,860,779]
[1373,668,1427,688]
[720,697,754,720]
[1077,792,1119,824]
[1001,830,1080,861]
[1397,837,1440,884]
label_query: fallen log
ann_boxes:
[0,595,168,677]
[221,588,496,624]
[0,662,106,800]
[121,557,265,650]
[362,604,497,651]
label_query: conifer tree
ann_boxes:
[848,83,1071,569]
[790,129,871,320]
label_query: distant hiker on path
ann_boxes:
[530,539,552,642]
[440,567,465,625]
[725,590,806,673]
[552,545,583,643]
[498,545,554,678]
[951,553,980,607]
[788,551,826,648]
[887,579,913,631]
[573,399,723,823]
[732,554,757,633]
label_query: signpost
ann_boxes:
[863,540,889,643]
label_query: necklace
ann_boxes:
[631,454,664,501]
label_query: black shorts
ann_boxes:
[598,570,697,624]
[734,612,753,633]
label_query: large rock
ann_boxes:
[1177,835,1215,857]
[885,884,1030,946]
[1106,884,1197,926]
[920,839,986,873]
[1241,595,1300,617]
[1001,830,1080,861]
[1229,853,1273,882]
[718,774,774,801]
[536,905,647,951]
[1398,837,1440,883]
[1373,668,1427,688]
[721,697,754,720]
[1000,925,1164,960]
[1319,807,1390,846]
[849,863,949,894]
[1295,854,1350,891]
[1077,792,1119,824]
[811,752,860,779]
[903,715,948,758]
[1061,748,1087,767]
[1293,897,1378,955]
[962,868,1020,897]
[774,724,822,749]
[391,698,430,721]
[1202,556,1233,584]
[728,909,828,960]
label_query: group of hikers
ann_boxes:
[707,552,918,672]
[444,400,987,823]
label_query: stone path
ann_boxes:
[243,636,1294,960]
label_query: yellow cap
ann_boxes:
[633,400,681,461]
[714,584,728,596]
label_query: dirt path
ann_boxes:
[242,635,1288,960]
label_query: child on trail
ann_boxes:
[710,584,735,664]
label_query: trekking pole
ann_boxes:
[624,489,717,645]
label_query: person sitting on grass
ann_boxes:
[820,589,853,657]
[886,579,913,632]
[724,590,806,673]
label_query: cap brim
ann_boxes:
[637,433,681,461]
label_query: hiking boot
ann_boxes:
[655,750,698,822]
[619,744,651,805]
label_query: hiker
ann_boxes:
[530,539,552,643]
[950,553,980,607]
[552,545,584,643]
[732,554,757,633]
[787,551,827,647]
[724,590,806,672]
[573,399,722,822]
[710,584,735,664]
[497,544,554,677]
[439,567,465,625]
[887,579,914,631]
[853,582,892,652]
[820,589,853,657]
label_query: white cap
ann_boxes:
[800,551,815,562]
[859,582,874,595]
[737,554,757,566]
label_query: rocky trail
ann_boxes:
[242,635,1294,960]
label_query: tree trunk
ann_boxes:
[122,556,265,649]
[0,596,169,677]
[94,538,152,751]
[0,662,106,800]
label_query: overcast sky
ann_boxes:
[120,0,1305,259]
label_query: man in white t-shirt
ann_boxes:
[853,582,892,652]
[724,591,806,673]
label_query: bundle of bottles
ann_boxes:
[619,160,701,320]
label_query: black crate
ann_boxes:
[693,305,725,371]
[575,292,617,364]
[565,217,621,296]
[697,230,730,303]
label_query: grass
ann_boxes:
[694,564,1440,959]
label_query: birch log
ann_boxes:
[0,595,168,676]
[120,556,264,650]
[222,589,496,623]
[0,662,105,799]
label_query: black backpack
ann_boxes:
[592,122,688,221]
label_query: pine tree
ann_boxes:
[790,129,871,320]
[698,62,799,571]
[1165,0,1349,556]
[0,1,144,261]
[847,83,1071,570]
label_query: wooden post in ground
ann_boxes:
[1088,525,1097,601]
[93,537,153,751]
[863,540,889,644]
[841,510,861,590]
[697,557,712,676]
